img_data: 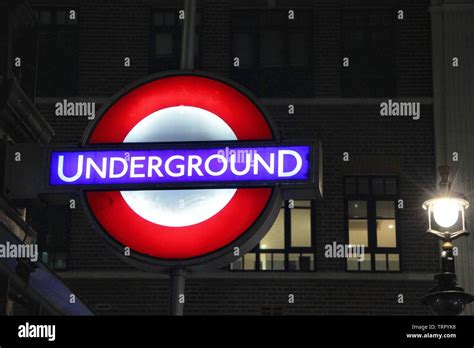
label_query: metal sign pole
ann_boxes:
[169,268,187,316]
[169,0,196,316]
[180,0,196,71]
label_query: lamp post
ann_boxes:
[421,166,473,315]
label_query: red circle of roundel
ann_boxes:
[85,75,273,259]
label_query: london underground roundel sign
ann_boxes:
[52,72,320,270]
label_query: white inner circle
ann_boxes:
[120,105,237,227]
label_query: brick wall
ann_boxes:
[66,278,434,315]
[29,0,438,314]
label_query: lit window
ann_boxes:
[230,200,315,271]
[345,177,400,272]
[348,220,368,246]
[376,220,397,248]
[290,209,311,247]
[260,209,284,249]
[260,253,271,271]
[244,253,256,270]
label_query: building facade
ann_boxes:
[1,0,473,315]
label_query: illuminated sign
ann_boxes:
[39,72,323,270]
[50,145,310,187]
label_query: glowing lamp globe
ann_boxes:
[432,198,462,228]
[422,195,469,241]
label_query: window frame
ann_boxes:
[37,203,72,271]
[230,9,314,98]
[344,176,401,272]
[340,7,397,97]
[34,7,79,97]
[149,8,202,73]
[230,200,316,272]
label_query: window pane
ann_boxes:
[349,220,368,246]
[273,253,285,270]
[348,201,367,218]
[289,253,314,271]
[294,200,311,208]
[153,12,164,26]
[372,178,384,195]
[289,254,300,271]
[233,33,254,67]
[54,252,68,270]
[355,14,365,26]
[385,178,397,194]
[260,29,284,67]
[372,30,390,42]
[164,11,176,26]
[360,254,371,271]
[230,257,243,270]
[260,253,271,270]
[244,253,256,270]
[301,253,314,271]
[369,13,382,26]
[376,219,397,247]
[40,10,51,25]
[347,256,359,271]
[358,178,369,194]
[342,9,395,97]
[37,12,78,96]
[375,254,387,271]
[289,32,308,67]
[376,201,395,218]
[346,30,364,44]
[155,33,173,56]
[291,209,311,247]
[388,254,400,271]
[56,10,66,24]
[261,12,285,26]
[260,209,284,249]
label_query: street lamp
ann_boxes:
[421,166,473,315]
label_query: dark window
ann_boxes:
[341,9,396,97]
[150,9,201,73]
[10,4,39,100]
[35,8,79,97]
[38,205,71,271]
[231,10,313,97]
[344,177,400,272]
[230,200,315,271]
